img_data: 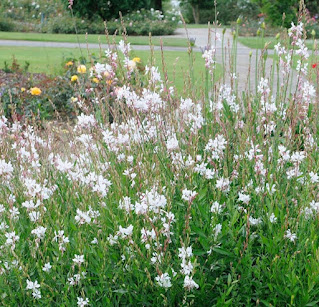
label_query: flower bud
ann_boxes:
[311,29,316,37]
[275,33,280,40]
[237,17,242,25]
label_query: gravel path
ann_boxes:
[0,27,297,94]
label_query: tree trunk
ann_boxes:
[192,4,200,24]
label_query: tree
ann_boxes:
[180,0,214,24]
[180,0,259,25]
[260,0,298,27]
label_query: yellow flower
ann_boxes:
[106,80,113,85]
[66,61,73,67]
[71,97,78,103]
[21,87,26,92]
[30,87,41,96]
[132,57,141,63]
[71,75,78,82]
[92,77,100,84]
[77,65,87,74]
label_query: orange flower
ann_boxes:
[30,87,41,96]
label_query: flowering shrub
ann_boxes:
[47,9,179,36]
[1,20,319,306]
[0,68,75,121]
[0,0,178,36]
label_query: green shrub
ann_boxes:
[46,15,105,34]
[46,9,178,36]
[0,18,15,32]
[236,19,282,37]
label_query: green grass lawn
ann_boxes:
[238,36,316,50]
[0,46,221,93]
[0,31,188,47]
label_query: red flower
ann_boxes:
[312,63,317,68]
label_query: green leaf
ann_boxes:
[306,301,319,306]
[212,247,232,257]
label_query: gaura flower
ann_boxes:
[92,77,100,84]
[30,87,41,96]
[77,65,87,74]
[71,75,78,82]
[132,57,141,63]
[127,60,136,70]
[21,87,26,92]
[66,61,73,67]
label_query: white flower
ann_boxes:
[118,225,133,238]
[31,226,46,240]
[42,262,52,272]
[166,135,179,151]
[205,135,227,160]
[127,60,136,70]
[291,151,306,164]
[77,297,89,307]
[178,246,193,259]
[238,192,250,204]
[210,201,223,214]
[73,254,85,265]
[309,172,319,183]
[5,231,20,247]
[183,275,199,290]
[29,211,41,222]
[182,189,197,202]
[285,229,297,242]
[216,177,230,193]
[155,273,172,288]
[249,216,262,226]
[180,260,194,275]
[119,196,134,212]
[26,279,40,291]
[107,234,118,245]
[269,213,277,223]
[0,159,13,177]
[91,238,98,244]
[32,289,41,299]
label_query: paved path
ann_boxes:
[0,27,298,94]
[166,28,297,94]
